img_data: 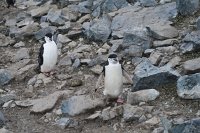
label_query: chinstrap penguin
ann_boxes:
[38,33,58,76]
[5,0,15,8]
[96,53,132,104]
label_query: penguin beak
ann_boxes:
[113,58,118,62]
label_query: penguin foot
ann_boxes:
[116,97,125,104]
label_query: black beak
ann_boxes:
[113,58,118,62]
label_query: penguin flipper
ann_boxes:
[122,67,133,84]
[38,44,44,72]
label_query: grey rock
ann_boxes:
[153,39,178,47]
[100,106,123,121]
[169,118,200,133]
[56,118,77,129]
[67,30,82,39]
[177,73,200,99]
[181,31,200,53]
[166,56,181,68]
[92,0,128,17]
[183,58,200,74]
[47,8,65,26]
[123,104,144,122]
[122,45,143,57]
[61,95,104,116]
[0,128,13,133]
[91,65,103,75]
[144,116,160,126]
[146,24,178,40]
[34,26,57,40]
[58,22,71,33]
[160,116,172,133]
[176,0,199,16]
[149,51,162,65]
[13,41,25,48]
[87,111,101,120]
[109,39,123,52]
[127,89,160,104]
[139,0,157,7]
[0,94,16,106]
[58,55,72,66]
[15,90,72,113]
[180,42,196,54]
[12,48,30,62]
[66,78,83,87]
[5,18,16,27]
[0,69,13,86]
[68,3,90,14]
[88,55,107,67]
[83,15,112,42]
[29,4,50,17]
[72,58,81,68]
[131,57,147,67]
[144,49,154,55]
[0,33,15,47]
[80,59,91,65]
[156,46,177,55]
[0,111,5,128]
[57,34,71,44]
[111,2,177,38]
[132,60,180,91]
[197,16,200,30]
[152,127,164,133]
[61,7,80,22]
[9,23,40,38]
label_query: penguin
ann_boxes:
[5,0,15,8]
[38,33,58,76]
[96,53,132,103]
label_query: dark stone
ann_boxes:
[34,26,57,41]
[197,16,200,30]
[132,60,180,91]
[82,15,112,42]
[169,118,200,133]
[139,0,157,7]
[176,0,199,16]
[0,111,5,128]
[47,9,65,26]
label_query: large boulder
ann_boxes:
[111,2,177,38]
[132,59,180,91]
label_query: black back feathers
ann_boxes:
[38,44,44,71]
[6,0,15,8]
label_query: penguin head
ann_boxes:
[108,53,119,64]
[45,33,53,42]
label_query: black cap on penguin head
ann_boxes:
[108,53,118,59]
[45,33,53,41]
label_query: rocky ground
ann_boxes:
[1,0,200,133]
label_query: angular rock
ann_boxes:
[0,111,5,128]
[139,0,157,7]
[183,58,200,74]
[34,26,57,40]
[9,23,40,38]
[29,4,50,17]
[123,104,144,122]
[72,58,81,68]
[15,90,72,113]
[166,56,181,68]
[100,106,123,121]
[56,117,77,129]
[180,42,196,54]
[47,8,65,26]
[111,2,177,38]
[57,34,71,44]
[132,60,180,91]
[0,33,15,47]
[13,41,25,48]
[91,65,103,75]
[176,0,199,16]
[83,15,112,42]
[144,116,160,125]
[153,39,178,47]
[127,89,160,104]
[109,39,123,52]
[61,95,104,116]
[149,51,162,65]
[58,55,72,66]
[67,30,82,39]
[177,73,200,99]
[12,48,30,62]
[169,118,200,133]
[0,69,13,86]
[0,94,16,106]
[88,55,107,67]
[146,24,178,40]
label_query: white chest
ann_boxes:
[104,64,123,98]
